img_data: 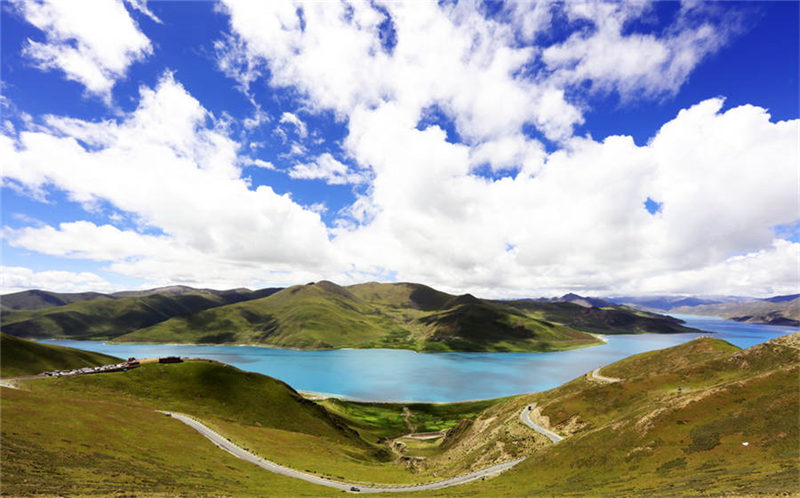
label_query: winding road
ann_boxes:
[5,370,586,493]
[590,367,621,383]
[518,404,563,443]
[160,411,525,493]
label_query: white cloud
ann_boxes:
[124,0,161,24]
[333,99,798,298]
[210,1,796,298]
[541,2,732,99]
[1,266,116,294]
[289,153,367,185]
[11,0,152,98]
[1,73,336,288]
[279,112,308,139]
[214,32,262,95]
[4,2,795,299]
[219,1,583,144]
[240,157,275,170]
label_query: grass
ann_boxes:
[424,334,800,496]
[31,361,362,443]
[0,332,121,377]
[318,398,504,443]
[1,386,331,496]
[5,360,445,487]
[2,333,797,496]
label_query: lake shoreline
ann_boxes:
[35,317,797,403]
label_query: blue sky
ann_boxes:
[1,0,798,298]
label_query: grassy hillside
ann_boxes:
[116,281,414,349]
[117,281,696,352]
[0,288,279,340]
[319,397,504,443]
[0,361,373,496]
[426,333,799,496]
[501,299,696,334]
[672,296,800,326]
[0,332,120,377]
[2,333,796,496]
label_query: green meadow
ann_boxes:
[2,332,797,496]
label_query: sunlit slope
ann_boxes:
[430,333,799,496]
[116,281,412,348]
[1,361,374,496]
[0,291,273,340]
[0,332,121,377]
[117,281,605,351]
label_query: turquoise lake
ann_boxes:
[42,316,797,403]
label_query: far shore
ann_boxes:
[297,390,512,405]
[41,338,607,354]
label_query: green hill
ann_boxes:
[0,288,280,340]
[0,332,121,377]
[428,333,799,496]
[116,281,696,352]
[115,281,596,351]
[0,360,380,496]
[0,289,113,310]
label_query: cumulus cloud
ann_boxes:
[279,112,308,139]
[1,266,116,294]
[10,0,152,98]
[541,2,734,99]
[1,73,336,287]
[289,153,367,185]
[332,99,798,298]
[219,1,582,144]
[4,2,796,298]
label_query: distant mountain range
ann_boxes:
[0,285,273,311]
[609,294,800,327]
[0,282,698,352]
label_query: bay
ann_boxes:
[41,316,797,403]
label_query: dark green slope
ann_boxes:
[419,298,598,351]
[0,332,120,377]
[0,288,281,340]
[1,289,113,310]
[502,299,696,334]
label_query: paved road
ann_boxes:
[590,368,621,383]
[519,404,563,443]
[160,411,526,494]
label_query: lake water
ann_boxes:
[42,316,797,403]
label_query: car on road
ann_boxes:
[350,486,360,492]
